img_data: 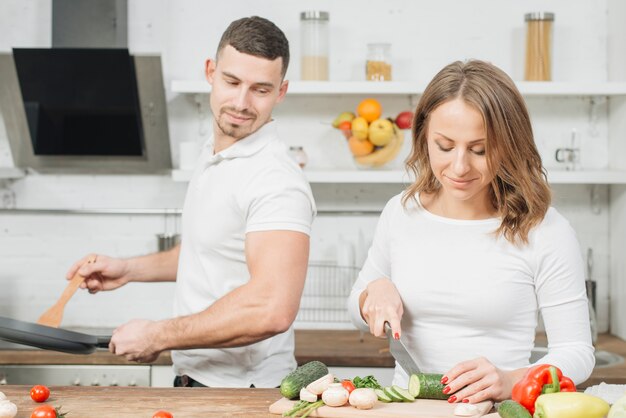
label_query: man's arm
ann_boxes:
[151,230,309,350]
[71,245,180,293]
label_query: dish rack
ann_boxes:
[295,263,360,329]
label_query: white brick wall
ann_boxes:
[0,0,617,335]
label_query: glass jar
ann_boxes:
[289,146,308,168]
[300,11,329,81]
[366,43,392,81]
[524,12,555,81]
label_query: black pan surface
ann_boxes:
[0,316,111,354]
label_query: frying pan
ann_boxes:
[0,316,110,354]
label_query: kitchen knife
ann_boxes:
[385,323,421,375]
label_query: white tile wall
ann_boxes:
[0,0,618,336]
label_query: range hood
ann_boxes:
[0,0,171,173]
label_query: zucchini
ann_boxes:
[408,373,449,400]
[497,400,532,418]
[279,361,329,399]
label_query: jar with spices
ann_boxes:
[300,11,329,81]
[524,12,555,81]
[288,146,308,168]
[366,43,392,81]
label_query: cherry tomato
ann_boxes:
[153,411,174,418]
[30,385,51,402]
[341,379,356,393]
[31,405,63,418]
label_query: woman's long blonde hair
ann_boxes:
[403,60,551,244]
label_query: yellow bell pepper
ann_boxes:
[533,392,610,418]
[609,393,626,418]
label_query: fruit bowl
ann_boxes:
[341,124,404,168]
[333,99,411,169]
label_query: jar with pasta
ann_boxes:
[366,43,392,81]
[524,12,555,81]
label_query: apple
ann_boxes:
[368,118,394,146]
[395,111,413,130]
[332,111,355,128]
[351,117,370,140]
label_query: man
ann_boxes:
[67,16,316,388]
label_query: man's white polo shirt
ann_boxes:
[172,121,316,388]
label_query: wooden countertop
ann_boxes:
[1,331,625,387]
[0,385,279,417]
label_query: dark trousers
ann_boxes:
[174,375,257,388]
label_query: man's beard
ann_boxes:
[216,107,256,139]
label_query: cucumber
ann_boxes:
[279,361,329,399]
[391,385,415,402]
[374,388,392,403]
[383,386,404,402]
[497,400,532,418]
[408,373,449,400]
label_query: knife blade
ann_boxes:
[385,323,421,376]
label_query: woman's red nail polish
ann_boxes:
[442,386,450,394]
[441,376,448,384]
[447,395,457,403]
[462,398,469,403]
[394,332,400,340]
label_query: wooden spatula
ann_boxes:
[37,258,96,328]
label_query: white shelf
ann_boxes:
[0,167,25,179]
[172,168,626,185]
[171,80,626,97]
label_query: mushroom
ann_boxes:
[321,383,350,407]
[306,373,334,396]
[349,388,378,410]
[454,402,479,416]
[0,400,17,418]
[299,387,318,403]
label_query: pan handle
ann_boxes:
[96,336,111,348]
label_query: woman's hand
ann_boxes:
[359,277,404,338]
[442,358,527,403]
[66,254,131,294]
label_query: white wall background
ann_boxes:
[0,0,618,335]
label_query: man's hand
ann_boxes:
[66,254,131,294]
[441,358,528,403]
[109,319,164,363]
[360,277,404,339]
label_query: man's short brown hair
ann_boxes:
[216,16,290,78]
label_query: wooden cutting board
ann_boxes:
[269,397,493,417]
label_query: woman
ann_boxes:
[347,60,594,404]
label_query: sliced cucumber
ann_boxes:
[383,386,404,402]
[391,385,415,402]
[408,373,420,398]
[374,388,392,403]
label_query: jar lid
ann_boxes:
[525,12,555,21]
[300,11,329,21]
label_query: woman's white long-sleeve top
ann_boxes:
[348,193,594,386]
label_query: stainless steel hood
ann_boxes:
[0,0,172,173]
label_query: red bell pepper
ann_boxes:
[511,364,576,414]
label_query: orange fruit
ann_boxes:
[348,136,375,157]
[356,98,382,123]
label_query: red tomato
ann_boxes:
[30,385,51,402]
[153,411,174,418]
[30,405,61,418]
[341,379,356,393]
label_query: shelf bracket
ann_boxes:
[588,96,607,137]
[0,180,16,209]
[590,184,601,215]
[194,93,210,136]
